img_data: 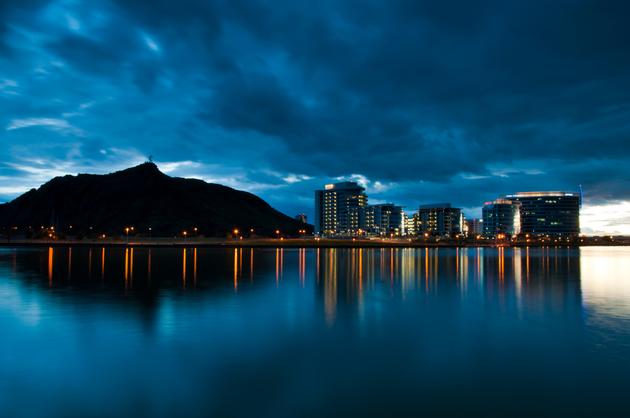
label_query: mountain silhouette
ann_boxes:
[0,162,309,237]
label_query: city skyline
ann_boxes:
[313,180,581,239]
[2,1,630,235]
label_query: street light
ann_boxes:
[275,229,280,239]
[125,227,130,244]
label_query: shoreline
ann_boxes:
[1,238,628,248]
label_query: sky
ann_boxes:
[1,0,630,235]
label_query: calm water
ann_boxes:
[1,246,630,417]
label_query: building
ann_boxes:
[482,199,521,238]
[467,218,483,237]
[416,203,463,237]
[403,213,415,236]
[294,213,308,224]
[314,182,368,236]
[363,203,404,236]
[504,191,580,237]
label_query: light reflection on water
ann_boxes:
[1,246,630,417]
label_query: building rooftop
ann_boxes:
[322,181,364,191]
[485,198,521,206]
[506,191,577,198]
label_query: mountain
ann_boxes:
[0,163,310,237]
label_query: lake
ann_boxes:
[1,246,629,417]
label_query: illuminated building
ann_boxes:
[416,203,463,237]
[505,191,580,237]
[467,218,483,236]
[482,199,521,238]
[314,182,367,236]
[403,213,415,236]
[363,203,404,236]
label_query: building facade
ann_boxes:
[482,199,521,238]
[416,203,463,237]
[467,218,483,237]
[314,182,368,236]
[363,203,404,236]
[403,213,415,236]
[505,192,580,237]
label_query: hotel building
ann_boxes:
[314,182,367,236]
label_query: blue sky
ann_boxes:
[1,0,630,234]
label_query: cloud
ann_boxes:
[581,201,630,235]
[6,118,84,136]
[0,78,18,95]
[282,174,313,184]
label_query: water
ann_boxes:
[1,246,629,417]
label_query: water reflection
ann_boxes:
[101,247,105,279]
[308,247,586,324]
[580,247,630,336]
[1,246,629,417]
[47,246,53,285]
[3,246,596,313]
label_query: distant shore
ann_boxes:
[1,237,628,248]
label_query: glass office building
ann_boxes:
[482,199,521,238]
[505,192,580,237]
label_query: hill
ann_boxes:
[0,163,310,237]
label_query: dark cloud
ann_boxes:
[2,0,630,223]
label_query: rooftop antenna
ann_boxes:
[578,184,583,208]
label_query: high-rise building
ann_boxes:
[505,192,580,237]
[416,203,463,237]
[363,203,404,236]
[314,182,367,236]
[482,199,521,238]
[294,213,308,224]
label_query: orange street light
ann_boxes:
[233,228,239,235]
